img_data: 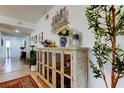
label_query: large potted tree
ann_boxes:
[86,5,124,88]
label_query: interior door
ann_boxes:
[5,40,11,58]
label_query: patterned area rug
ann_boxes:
[0,75,39,88]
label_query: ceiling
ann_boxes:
[0,5,54,37]
[0,23,34,37]
[0,5,54,23]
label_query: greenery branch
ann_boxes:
[86,5,124,88]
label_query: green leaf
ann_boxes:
[86,5,124,81]
[90,61,102,78]
[117,31,124,35]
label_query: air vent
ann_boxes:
[45,14,49,20]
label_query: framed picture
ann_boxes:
[34,35,37,43]
[24,40,26,48]
[31,36,33,42]
[1,38,3,46]
[39,32,43,43]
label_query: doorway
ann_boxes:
[5,40,11,58]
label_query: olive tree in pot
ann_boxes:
[86,5,124,88]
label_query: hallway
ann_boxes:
[0,58,48,87]
[0,58,26,75]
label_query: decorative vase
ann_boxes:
[43,43,49,47]
[60,36,67,47]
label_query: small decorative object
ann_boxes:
[60,36,67,47]
[20,47,25,52]
[42,39,52,47]
[72,34,80,47]
[30,45,35,51]
[57,26,72,47]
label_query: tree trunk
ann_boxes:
[111,5,116,88]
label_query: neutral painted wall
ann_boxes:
[31,5,124,88]
[3,35,23,58]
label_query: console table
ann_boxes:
[36,47,88,88]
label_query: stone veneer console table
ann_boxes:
[36,47,88,88]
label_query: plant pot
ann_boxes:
[60,36,67,47]
[31,65,36,71]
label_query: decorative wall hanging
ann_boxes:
[31,36,33,42]
[24,40,26,48]
[1,38,3,46]
[39,32,44,43]
[51,7,69,32]
[34,35,37,43]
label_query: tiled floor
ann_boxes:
[0,58,48,88]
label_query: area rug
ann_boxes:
[0,75,39,88]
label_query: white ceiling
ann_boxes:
[0,5,54,23]
[0,23,34,37]
[0,5,54,37]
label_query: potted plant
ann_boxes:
[30,57,36,71]
[26,45,36,71]
[29,53,36,71]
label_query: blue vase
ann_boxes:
[60,36,67,47]
[43,43,49,47]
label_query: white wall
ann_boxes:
[31,6,95,48]
[3,35,23,58]
[31,5,124,88]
